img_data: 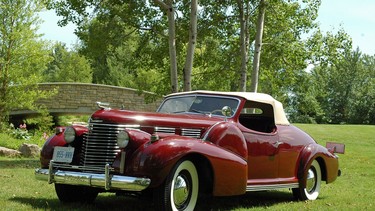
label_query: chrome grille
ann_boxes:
[80,122,202,172]
[80,123,139,171]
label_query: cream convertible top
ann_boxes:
[165,90,290,125]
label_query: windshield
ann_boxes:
[157,95,240,117]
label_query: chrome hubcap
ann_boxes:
[173,174,190,208]
[306,168,316,193]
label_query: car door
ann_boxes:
[243,131,280,180]
[237,101,281,182]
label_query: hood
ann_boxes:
[90,109,224,130]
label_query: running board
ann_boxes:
[246,183,299,192]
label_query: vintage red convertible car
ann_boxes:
[35,91,342,210]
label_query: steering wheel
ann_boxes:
[211,108,234,116]
[210,109,223,115]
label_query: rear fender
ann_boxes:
[127,136,247,196]
[297,144,339,186]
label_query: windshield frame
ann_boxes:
[157,94,241,118]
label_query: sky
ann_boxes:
[38,10,78,47]
[38,1,375,55]
[316,0,375,55]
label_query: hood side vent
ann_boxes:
[155,127,175,134]
[181,128,201,138]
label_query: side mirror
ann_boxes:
[221,106,232,121]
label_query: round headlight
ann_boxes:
[64,127,76,144]
[117,130,130,148]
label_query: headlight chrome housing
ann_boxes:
[64,127,76,144]
[117,130,130,148]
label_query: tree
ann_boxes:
[48,0,200,93]
[0,0,52,130]
[250,0,267,92]
[349,54,375,124]
[237,0,251,92]
[153,0,178,93]
[182,0,198,92]
[255,0,321,98]
[289,28,374,125]
[311,47,375,124]
[287,71,325,123]
[44,42,92,82]
[196,0,321,95]
[306,29,352,123]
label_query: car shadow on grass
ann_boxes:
[196,190,296,210]
[10,194,154,211]
[10,190,296,211]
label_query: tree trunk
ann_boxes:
[237,0,250,92]
[250,0,267,93]
[154,0,178,93]
[183,0,197,92]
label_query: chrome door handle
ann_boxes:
[272,141,283,147]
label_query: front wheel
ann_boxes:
[55,184,99,203]
[154,159,199,211]
[293,160,322,200]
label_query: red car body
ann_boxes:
[35,91,341,210]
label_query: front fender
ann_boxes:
[40,125,88,168]
[203,121,247,160]
[127,136,247,196]
[297,143,339,186]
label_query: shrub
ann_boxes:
[10,123,31,141]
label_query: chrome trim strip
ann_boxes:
[246,183,299,192]
[181,128,201,138]
[35,168,151,192]
[155,127,175,133]
[52,163,108,172]
[202,122,224,141]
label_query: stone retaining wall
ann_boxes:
[10,83,163,116]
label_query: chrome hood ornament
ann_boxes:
[96,102,111,110]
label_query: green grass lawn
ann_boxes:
[0,124,374,210]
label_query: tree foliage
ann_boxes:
[36,0,375,125]
[0,0,52,130]
[288,29,375,124]
[309,48,375,124]
[44,42,92,82]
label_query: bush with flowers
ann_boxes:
[10,123,31,141]
[1,122,51,150]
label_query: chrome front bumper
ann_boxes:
[35,161,151,191]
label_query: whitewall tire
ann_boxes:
[293,160,322,200]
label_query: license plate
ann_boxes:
[52,147,75,163]
[326,142,345,154]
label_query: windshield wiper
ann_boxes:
[190,109,210,115]
[172,110,188,113]
[173,109,210,116]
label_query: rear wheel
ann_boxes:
[154,159,199,211]
[55,184,99,203]
[293,160,321,200]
